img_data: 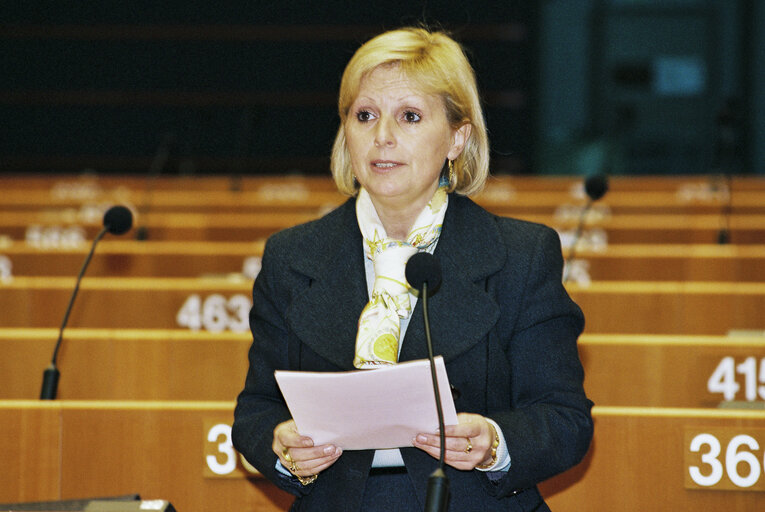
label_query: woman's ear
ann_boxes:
[447,123,472,160]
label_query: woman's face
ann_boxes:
[345,64,469,213]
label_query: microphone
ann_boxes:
[135,133,174,240]
[405,252,448,512]
[563,173,609,283]
[40,205,133,399]
[717,178,732,244]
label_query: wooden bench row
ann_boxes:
[2,210,764,244]
[3,328,764,408]
[2,400,763,511]
[4,185,765,217]
[5,173,763,193]
[2,276,764,335]
[4,241,765,282]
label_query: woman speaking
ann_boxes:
[233,27,593,511]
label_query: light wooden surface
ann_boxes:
[0,328,251,400]
[0,400,292,511]
[3,402,764,511]
[0,240,264,278]
[2,210,765,244]
[4,329,765,408]
[0,276,252,329]
[3,173,765,192]
[567,281,765,334]
[4,185,765,216]
[568,244,765,282]
[579,334,765,407]
[6,242,765,282]
[541,406,765,511]
[3,277,765,334]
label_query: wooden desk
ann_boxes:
[579,334,765,407]
[5,242,765,282]
[567,244,765,282]
[4,329,764,408]
[2,210,765,244]
[0,241,264,278]
[541,406,765,511]
[3,277,765,334]
[0,400,291,511]
[3,402,763,511]
[0,328,251,400]
[4,185,765,217]
[0,277,253,329]
[567,281,765,334]
[3,173,765,192]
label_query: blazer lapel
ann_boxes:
[400,196,505,363]
[285,199,369,370]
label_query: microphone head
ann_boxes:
[584,173,609,202]
[103,205,133,235]
[405,252,442,298]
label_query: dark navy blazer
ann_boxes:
[233,194,593,511]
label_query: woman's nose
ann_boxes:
[373,117,396,148]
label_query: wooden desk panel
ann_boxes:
[6,242,765,282]
[0,328,251,400]
[4,277,765,334]
[0,277,253,329]
[0,400,292,511]
[3,329,764,408]
[579,334,765,407]
[1,241,264,278]
[3,402,764,511]
[5,186,765,217]
[3,173,765,193]
[569,244,765,282]
[0,404,61,502]
[541,407,765,511]
[2,210,765,244]
[568,281,765,334]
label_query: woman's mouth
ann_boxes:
[372,160,402,169]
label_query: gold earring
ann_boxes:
[448,160,455,188]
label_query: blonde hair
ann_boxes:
[330,27,490,196]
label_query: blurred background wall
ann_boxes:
[1,0,762,177]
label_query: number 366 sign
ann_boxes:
[685,428,765,491]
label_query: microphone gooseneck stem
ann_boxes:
[422,282,446,469]
[422,281,449,512]
[41,225,108,400]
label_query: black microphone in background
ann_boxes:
[563,173,609,283]
[712,98,740,244]
[405,252,448,512]
[135,134,174,240]
[40,205,133,400]
[717,173,733,244]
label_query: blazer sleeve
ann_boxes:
[488,223,593,496]
[231,234,311,497]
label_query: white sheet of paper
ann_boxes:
[274,356,458,450]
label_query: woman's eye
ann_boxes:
[403,111,421,123]
[356,110,373,122]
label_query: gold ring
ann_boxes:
[465,438,473,453]
[282,447,292,462]
[289,460,300,473]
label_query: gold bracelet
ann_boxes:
[476,423,499,470]
[296,474,318,486]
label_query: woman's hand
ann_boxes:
[412,413,496,470]
[273,419,342,480]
